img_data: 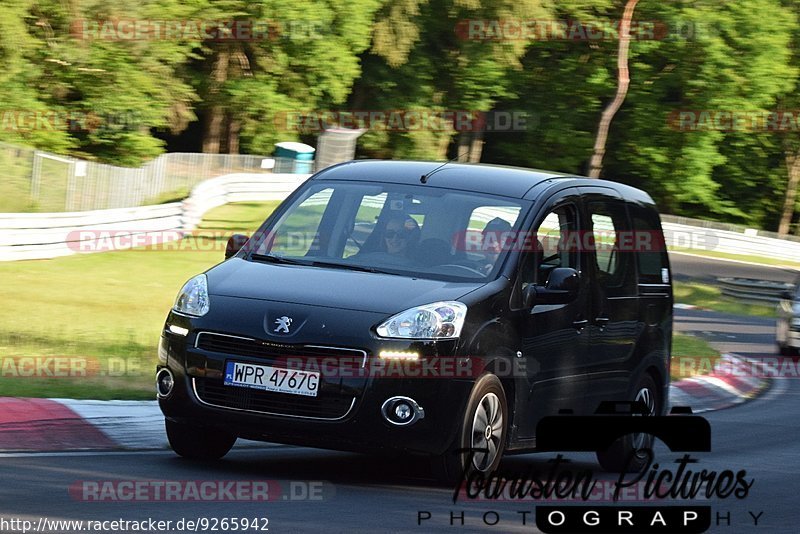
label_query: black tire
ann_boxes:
[596,374,660,473]
[165,419,236,460]
[431,373,507,484]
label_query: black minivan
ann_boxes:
[157,160,672,478]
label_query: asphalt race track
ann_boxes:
[0,252,795,533]
[0,308,796,533]
[670,252,797,284]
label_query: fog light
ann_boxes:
[381,396,425,426]
[156,368,175,398]
[395,403,412,420]
[168,324,189,336]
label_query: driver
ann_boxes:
[381,214,420,258]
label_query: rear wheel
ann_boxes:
[431,374,507,484]
[165,419,236,460]
[596,374,659,473]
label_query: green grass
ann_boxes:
[674,281,776,317]
[0,202,750,398]
[0,201,279,399]
[669,246,800,269]
[670,333,721,381]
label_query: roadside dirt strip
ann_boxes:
[0,353,769,452]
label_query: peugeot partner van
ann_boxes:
[157,160,672,478]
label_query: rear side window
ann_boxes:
[586,200,636,295]
[629,204,669,284]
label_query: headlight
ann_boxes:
[173,274,210,317]
[376,301,467,339]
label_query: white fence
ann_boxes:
[4,173,800,264]
[0,173,309,261]
[1,142,278,212]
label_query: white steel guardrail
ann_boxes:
[0,173,309,261]
[5,172,800,266]
[661,222,800,263]
[717,278,794,304]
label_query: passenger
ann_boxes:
[480,217,513,274]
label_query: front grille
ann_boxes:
[195,332,367,366]
[193,378,356,420]
[192,332,366,419]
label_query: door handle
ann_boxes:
[595,317,610,328]
[573,319,588,330]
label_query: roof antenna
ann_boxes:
[420,151,471,184]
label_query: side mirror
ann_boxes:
[225,234,250,259]
[524,267,580,307]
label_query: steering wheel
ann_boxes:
[437,264,486,276]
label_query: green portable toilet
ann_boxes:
[273,142,315,173]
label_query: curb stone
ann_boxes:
[0,353,770,452]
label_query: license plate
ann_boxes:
[224,361,319,397]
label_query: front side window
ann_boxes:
[268,188,332,257]
[518,204,579,289]
[249,181,530,282]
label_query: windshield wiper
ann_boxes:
[250,254,390,274]
[307,260,390,274]
[249,253,309,266]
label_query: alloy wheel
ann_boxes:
[470,392,504,471]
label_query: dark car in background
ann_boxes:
[776,276,800,355]
[156,160,673,479]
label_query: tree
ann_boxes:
[356,0,551,161]
[190,0,381,154]
[1,0,200,165]
[587,0,639,178]
[605,0,796,221]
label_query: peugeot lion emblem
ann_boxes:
[274,316,293,334]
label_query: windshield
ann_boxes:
[247,180,530,282]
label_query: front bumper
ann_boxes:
[157,309,475,456]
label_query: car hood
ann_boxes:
[205,258,485,314]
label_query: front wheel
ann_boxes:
[165,419,236,460]
[596,374,660,473]
[431,373,507,484]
